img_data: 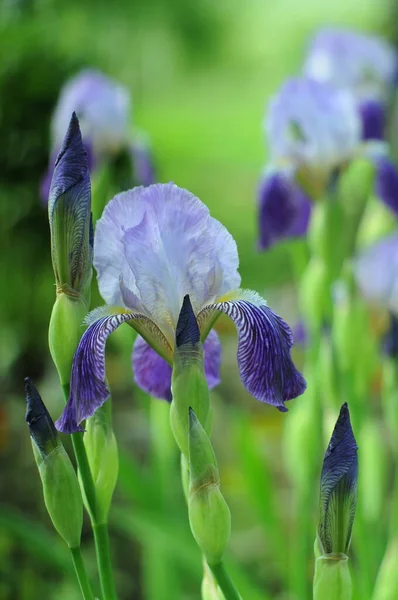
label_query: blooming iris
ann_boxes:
[41,69,154,201]
[56,183,306,433]
[259,77,361,249]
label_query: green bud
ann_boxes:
[188,409,230,566]
[372,537,398,600]
[313,554,352,600]
[83,401,119,524]
[25,378,83,548]
[49,293,88,386]
[170,295,211,458]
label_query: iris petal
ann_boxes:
[56,309,172,433]
[375,155,398,215]
[198,290,306,410]
[132,329,222,401]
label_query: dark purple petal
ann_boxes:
[132,330,222,401]
[375,156,398,214]
[130,141,155,186]
[25,377,59,457]
[319,403,358,554]
[201,298,306,410]
[258,171,311,250]
[56,313,135,433]
[176,294,200,348]
[359,100,386,141]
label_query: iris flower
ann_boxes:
[41,69,154,201]
[259,77,360,249]
[56,183,306,433]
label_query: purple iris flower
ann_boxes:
[41,69,154,202]
[259,77,360,249]
[318,403,358,555]
[354,233,398,314]
[56,183,306,433]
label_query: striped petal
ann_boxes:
[56,309,172,433]
[132,329,222,401]
[198,291,306,410]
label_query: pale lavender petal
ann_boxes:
[56,312,135,433]
[94,183,241,334]
[304,28,397,101]
[52,69,131,155]
[199,292,306,410]
[266,77,360,170]
[132,329,222,401]
[130,141,155,186]
[359,100,385,141]
[375,156,398,215]
[258,170,311,250]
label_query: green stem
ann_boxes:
[93,522,118,600]
[70,547,95,600]
[209,562,241,600]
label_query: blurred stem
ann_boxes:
[209,562,241,600]
[93,523,118,600]
[70,547,95,600]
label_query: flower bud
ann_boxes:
[317,403,358,556]
[83,400,118,524]
[188,408,230,566]
[25,378,83,548]
[48,111,93,302]
[170,295,211,458]
[313,554,352,600]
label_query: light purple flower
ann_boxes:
[56,183,306,432]
[304,28,397,103]
[355,233,398,314]
[265,77,361,174]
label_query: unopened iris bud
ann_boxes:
[313,554,352,600]
[48,112,93,385]
[25,378,83,548]
[170,295,211,458]
[318,403,358,556]
[83,401,118,525]
[188,408,230,566]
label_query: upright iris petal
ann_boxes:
[304,28,397,103]
[258,169,311,250]
[56,183,306,433]
[318,403,358,555]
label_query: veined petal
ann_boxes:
[56,309,172,433]
[258,169,311,250]
[198,290,306,410]
[132,329,222,401]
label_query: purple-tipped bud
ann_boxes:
[48,112,92,299]
[318,403,358,555]
[25,378,59,458]
[176,294,200,348]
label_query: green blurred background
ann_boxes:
[0,0,394,598]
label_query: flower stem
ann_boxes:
[93,522,118,600]
[70,547,95,600]
[209,562,241,600]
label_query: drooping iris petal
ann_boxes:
[94,183,241,339]
[304,28,397,102]
[55,310,173,433]
[266,77,361,171]
[52,69,131,156]
[198,291,306,411]
[359,100,385,141]
[258,170,311,250]
[375,156,398,215]
[132,329,222,401]
[354,233,398,314]
[318,403,358,555]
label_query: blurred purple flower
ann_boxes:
[41,70,155,202]
[318,403,358,555]
[355,233,398,314]
[56,183,306,432]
